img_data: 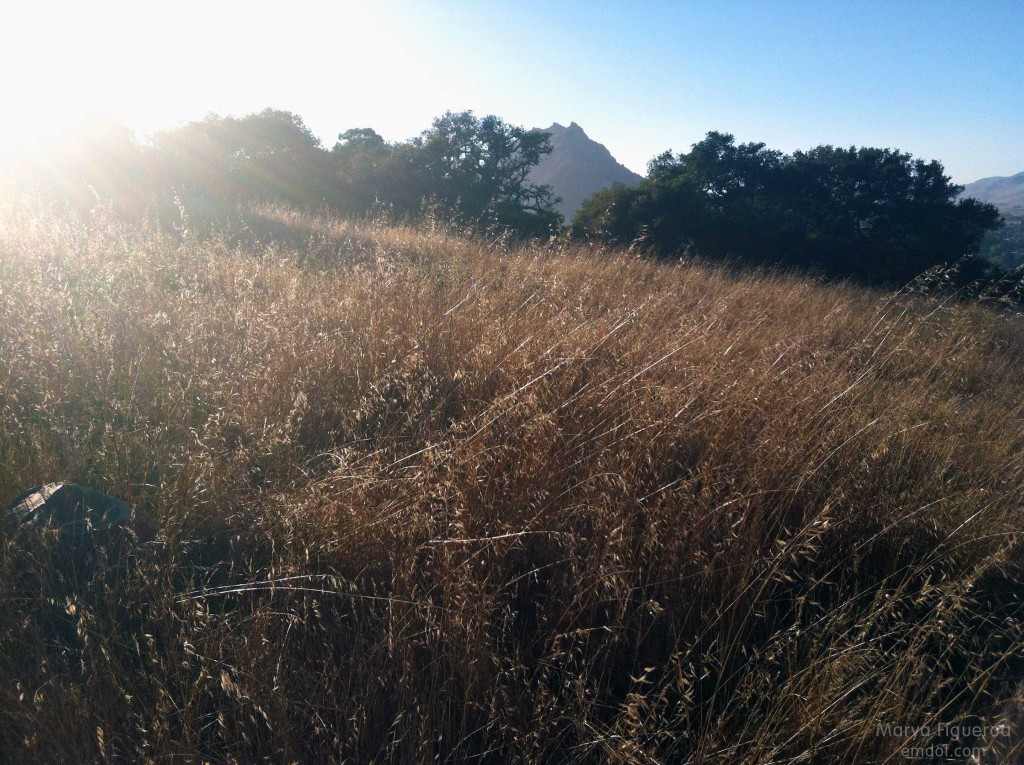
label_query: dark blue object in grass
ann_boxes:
[6,483,153,542]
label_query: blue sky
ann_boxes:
[3,0,1021,184]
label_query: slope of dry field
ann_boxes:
[2,205,1023,762]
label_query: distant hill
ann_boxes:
[530,122,643,220]
[962,171,1024,215]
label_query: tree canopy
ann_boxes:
[329,111,562,235]
[573,132,1002,284]
[330,128,429,218]
[151,109,332,212]
[1,108,562,239]
[2,114,1003,270]
[411,111,561,235]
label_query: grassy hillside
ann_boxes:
[1,204,1023,763]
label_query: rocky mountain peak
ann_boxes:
[530,122,643,220]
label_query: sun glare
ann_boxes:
[1,1,455,163]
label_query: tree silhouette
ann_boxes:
[151,109,333,216]
[413,111,562,236]
[331,128,428,217]
[574,132,1002,284]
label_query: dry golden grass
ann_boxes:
[1,203,1023,762]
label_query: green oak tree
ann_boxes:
[574,132,1002,285]
[413,111,562,236]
